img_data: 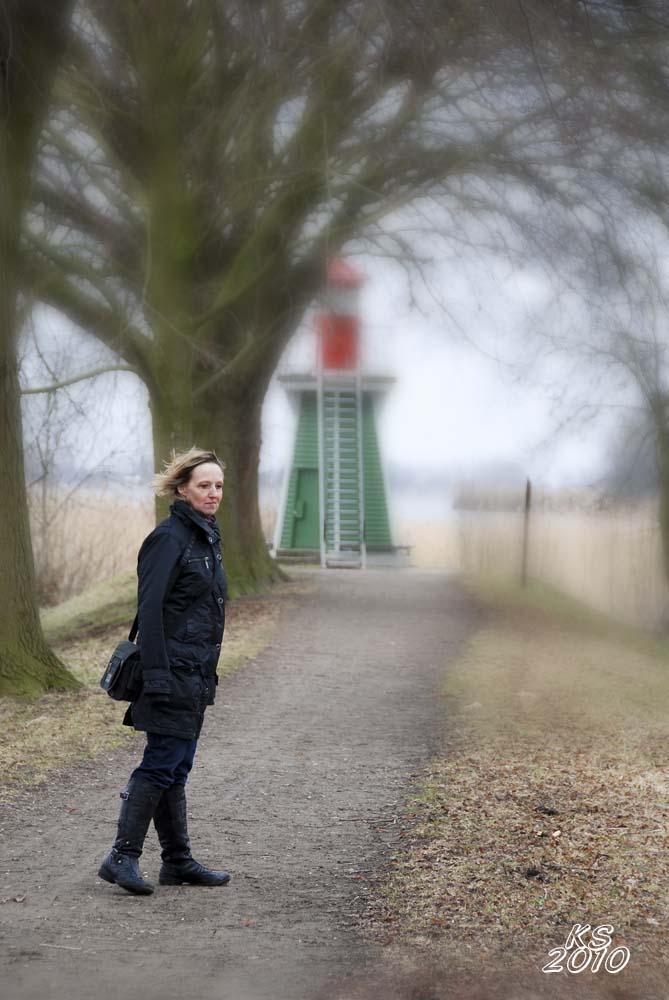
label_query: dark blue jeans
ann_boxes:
[131,732,198,791]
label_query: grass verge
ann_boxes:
[364,574,669,985]
[41,570,138,644]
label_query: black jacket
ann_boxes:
[123,500,227,740]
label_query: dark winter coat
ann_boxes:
[123,499,227,740]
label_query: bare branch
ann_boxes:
[21,363,137,395]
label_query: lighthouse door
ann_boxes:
[291,468,320,548]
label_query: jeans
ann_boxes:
[131,732,198,791]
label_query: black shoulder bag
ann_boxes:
[100,531,200,702]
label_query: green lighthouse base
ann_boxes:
[273,374,406,568]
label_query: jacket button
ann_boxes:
[208,536,214,542]
[215,643,221,650]
[217,597,223,604]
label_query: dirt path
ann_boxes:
[0,568,482,1000]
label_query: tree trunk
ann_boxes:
[148,355,194,525]
[656,420,669,589]
[203,381,284,594]
[0,354,76,696]
[148,373,283,594]
[0,0,78,695]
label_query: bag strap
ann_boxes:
[128,530,197,643]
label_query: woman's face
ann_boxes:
[178,462,224,516]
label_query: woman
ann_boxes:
[98,448,231,895]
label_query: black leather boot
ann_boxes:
[153,783,230,886]
[98,773,163,895]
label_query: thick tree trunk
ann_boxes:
[0,0,78,695]
[0,351,75,696]
[148,374,282,594]
[198,382,283,594]
[656,419,669,590]
[148,355,194,525]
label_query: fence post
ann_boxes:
[521,478,532,587]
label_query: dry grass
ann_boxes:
[394,503,669,630]
[458,504,668,630]
[41,569,138,643]
[363,577,669,985]
[0,577,310,801]
[396,517,462,570]
[260,502,277,542]
[30,489,668,629]
[0,678,135,803]
[28,487,153,606]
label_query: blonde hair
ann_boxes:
[152,447,225,498]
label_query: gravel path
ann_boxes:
[0,568,483,1000]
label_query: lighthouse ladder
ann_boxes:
[320,374,366,568]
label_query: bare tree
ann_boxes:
[0,0,78,695]
[601,412,657,502]
[514,206,669,583]
[21,322,148,605]
[24,0,665,591]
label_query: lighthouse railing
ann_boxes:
[355,361,366,569]
[316,357,326,567]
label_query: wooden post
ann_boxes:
[521,478,532,587]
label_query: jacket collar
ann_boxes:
[170,499,221,544]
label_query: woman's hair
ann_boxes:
[152,447,226,498]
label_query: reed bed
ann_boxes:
[29,487,152,606]
[31,487,668,631]
[395,516,463,570]
[457,504,668,630]
[397,499,667,631]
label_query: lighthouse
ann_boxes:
[272,261,406,568]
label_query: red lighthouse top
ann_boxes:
[317,259,364,371]
[326,258,365,290]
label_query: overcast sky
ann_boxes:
[262,253,620,490]
[23,250,624,506]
